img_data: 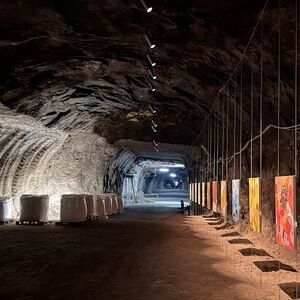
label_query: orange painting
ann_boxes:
[275,176,296,251]
[221,180,227,217]
[249,177,261,233]
[207,182,211,210]
[212,181,218,212]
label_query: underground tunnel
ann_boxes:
[0,0,299,299]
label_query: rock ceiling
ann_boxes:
[0,0,297,147]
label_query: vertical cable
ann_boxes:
[217,102,219,182]
[277,0,281,178]
[226,90,229,180]
[250,47,254,178]
[240,62,243,179]
[222,93,225,181]
[234,74,237,179]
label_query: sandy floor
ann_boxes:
[0,206,292,300]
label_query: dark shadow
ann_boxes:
[278,282,300,299]
[215,223,234,230]
[228,238,253,244]
[239,248,272,257]
[254,260,297,272]
[221,232,241,237]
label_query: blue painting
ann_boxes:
[232,179,240,224]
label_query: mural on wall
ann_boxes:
[207,182,211,209]
[212,181,218,212]
[202,182,205,207]
[232,179,240,224]
[249,177,261,233]
[198,182,201,208]
[221,180,227,217]
[275,176,296,251]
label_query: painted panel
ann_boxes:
[275,176,296,251]
[249,177,261,233]
[198,183,201,206]
[202,182,205,207]
[221,180,227,217]
[207,182,211,210]
[232,179,240,224]
[212,181,218,212]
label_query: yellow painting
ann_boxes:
[202,182,205,207]
[221,180,227,217]
[249,177,261,233]
[207,182,211,210]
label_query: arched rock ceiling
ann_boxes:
[0,0,297,147]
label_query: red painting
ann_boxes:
[275,176,296,251]
[212,181,218,213]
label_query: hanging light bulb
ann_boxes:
[149,105,156,114]
[151,120,158,128]
[151,125,157,133]
[148,68,157,80]
[144,34,155,49]
[147,54,156,67]
[153,140,159,147]
[154,146,159,152]
[140,0,152,13]
[148,81,156,92]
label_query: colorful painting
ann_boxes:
[207,182,211,210]
[275,176,296,251]
[221,180,227,217]
[198,183,201,207]
[232,179,240,224]
[249,177,261,233]
[212,181,218,212]
[202,182,205,207]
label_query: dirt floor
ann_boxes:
[0,206,293,300]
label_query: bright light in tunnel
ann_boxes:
[169,173,177,178]
[159,168,169,172]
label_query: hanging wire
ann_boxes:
[233,74,237,179]
[217,101,219,182]
[250,46,254,178]
[240,62,243,179]
[222,93,225,181]
[189,0,270,149]
[226,90,229,180]
[295,0,298,295]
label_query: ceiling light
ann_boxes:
[145,34,155,49]
[170,173,177,178]
[151,120,158,127]
[153,140,158,147]
[149,105,156,114]
[148,68,157,80]
[159,168,169,172]
[151,125,157,133]
[154,146,159,152]
[148,82,156,92]
[140,0,153,13]
[147,54,156,67]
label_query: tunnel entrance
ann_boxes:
[121,160,189,208]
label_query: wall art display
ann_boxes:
[232,179,241,224]
[207,182,211,210]
[212,181,218,212]
[249,177,261,233]
[275,175,296,251]
[202,182,205,207]
[221,180,227,217]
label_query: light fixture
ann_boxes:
[153,140,158,147]
[151,125,157,133]
[170,173,177,178]
[154,146,159,152]
[159,168,169,172]
[148,82,156,92]
[140,0,152,13]
[151,120,158,128]
[148,68,157,80]
[144,34,155,49]
[147,54,156,67]
[149,105,156,114]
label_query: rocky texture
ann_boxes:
[0,0,298,227]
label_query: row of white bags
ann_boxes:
[0,194,124,223]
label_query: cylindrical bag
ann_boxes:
[0,197,12,221]
[60,194,87,222]
[20,195,49,222]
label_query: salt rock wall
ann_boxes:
[0,103,132,219]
